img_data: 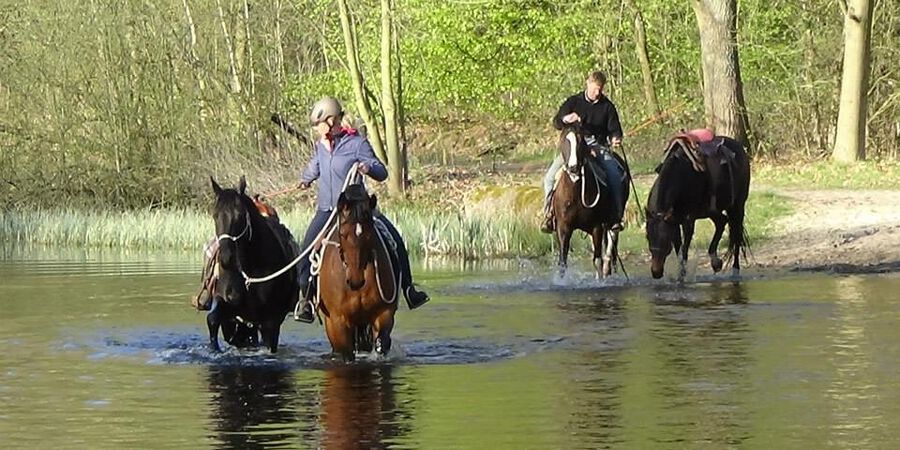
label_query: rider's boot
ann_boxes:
[540,192,555,234]
[293,282,316,323]
[405,285,430,309]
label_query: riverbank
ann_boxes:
[2,161,898,274]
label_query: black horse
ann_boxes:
[552,123,630,278]
[209,176,299,353]
[645,133,751,280]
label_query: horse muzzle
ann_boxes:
[650,256,666,279]
[347,278,365,291]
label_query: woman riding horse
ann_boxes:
[293,97,429,323]
[319,184,399,359]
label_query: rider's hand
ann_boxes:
[357,164,370,175]
[562,112,581,124]
[610,136,622,147]
[298,181,311,190]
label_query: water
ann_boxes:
[1,247,899,449]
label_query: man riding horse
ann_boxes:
[542,70,627,233]
[292,97,429,323]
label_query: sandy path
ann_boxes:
[754,189,900,272]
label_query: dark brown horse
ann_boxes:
[317,184,398,361]
[645,133,751,280]
[209,176,299,353]
[552,124,630,278]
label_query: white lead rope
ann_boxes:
[242,162,361,287]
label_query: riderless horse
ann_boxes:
[208,176,299,352]
[645,129,751,280]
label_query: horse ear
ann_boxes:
[369,193,378,211]
[337,192,349,211]
[238,175,247,195]
[210,176,223,196]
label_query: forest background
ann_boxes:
[0,0,896,259]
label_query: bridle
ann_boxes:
[216,212,253,243]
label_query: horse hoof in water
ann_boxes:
[711,257,724,273]
[730,268,741,280]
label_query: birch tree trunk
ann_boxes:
[624,0,660,115]
[337,0,388,163]
[833,0,874,162]
[691,0,751,150]
[381,0,403,195]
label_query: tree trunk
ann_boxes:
[337,0,388,163]
[215,0,241,94]
[833,0,874,162]
[393,18,410,187]
[691,0,751,150]
[381,0,403,196]
[624,0,660,115]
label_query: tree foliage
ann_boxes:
[1,0,898,209]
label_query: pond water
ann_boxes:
[1,248,899,449]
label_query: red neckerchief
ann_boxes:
[324,127,358,150]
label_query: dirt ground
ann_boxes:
[753,189,900,273]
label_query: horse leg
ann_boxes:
[590,227,604,279]
[707,214,727,273]
[557,226,573,277]
[206,301,223,353]
[727,206,747,279]
[602,228,620,278]
[324,316,354,362]
[372,307,395,356]
[679,222,695,281]
[260,321,281,354]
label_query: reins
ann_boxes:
[240,162,362,287]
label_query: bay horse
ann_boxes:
[209,176,299,353]
[552,123,630,278]
[317,184,398,361]
[645,131,751,280]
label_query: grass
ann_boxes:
[0,170,795,260]
[753,159,900,190]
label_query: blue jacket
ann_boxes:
[300,130,388,211]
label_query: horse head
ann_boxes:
[645,207,677,279]
[336,184,378,291]
[210,175,253,305]
[558,123,589,176]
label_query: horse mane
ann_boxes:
[339,184,374,224]
[648,143,694,215]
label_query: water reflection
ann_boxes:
[317,365,414,450]
[556,291,629,447]
[205,366,303,449]
[647,281,753,447]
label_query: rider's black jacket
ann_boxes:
[553,92,624,145]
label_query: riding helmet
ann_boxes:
[309,97,343,125]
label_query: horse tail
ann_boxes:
[725,206,751,265]
[354,325,374,353]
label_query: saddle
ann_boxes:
[666,128,734,173]
[664,129,739,211]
